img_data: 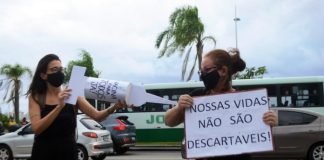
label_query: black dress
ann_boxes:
[188,89,251,160]
[31,104,77,160]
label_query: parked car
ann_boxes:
[0,114,113,160]
[252,107,324,160]
[100,114,136,154]
[8,124,21,132]
[0,121,4,136]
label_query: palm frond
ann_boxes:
[0,64,12,75]
[155,29,171,48]
[202,36,217,48]
[6,89,15,103]
[0,78,9,90]
[2,79,13,101]
[169,7,183,26]
[165,42,179,57]
[23,67,33,78]
[158,30,173,58]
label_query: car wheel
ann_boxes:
[77,145,88,160]
[91,155,106,160]
[0,145,13,160]
[308,142,324,160]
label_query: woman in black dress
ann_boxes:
[27,54,125,160]
[165,49,278,160]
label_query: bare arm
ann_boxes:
[77,97,126,122]
[165,94,193,127]
[28,88,71,135]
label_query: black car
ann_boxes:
[100,115,136,154]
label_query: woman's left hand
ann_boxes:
[263,110,278,127]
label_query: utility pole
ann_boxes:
[233,1,240,49]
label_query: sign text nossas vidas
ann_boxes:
[184,89,274,159]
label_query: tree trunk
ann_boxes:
[14,80,20,124]
[196,39,204,80]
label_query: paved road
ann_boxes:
[101,150,303,160]
[103,150,182,160]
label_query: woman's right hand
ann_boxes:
[58,87,71,107]
[177,94,193,111]
[165,94,193,127]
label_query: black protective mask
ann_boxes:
[200,70,220,91]
[47,71,65,87]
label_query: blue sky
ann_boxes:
[1,0,324,114]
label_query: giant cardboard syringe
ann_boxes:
[65,66,177,106]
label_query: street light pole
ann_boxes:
[234,2,240,49]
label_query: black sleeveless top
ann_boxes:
[189,88,251,160]
[31,104,77,160]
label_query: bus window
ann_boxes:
[236,85,278,106]
[163,95,171,110]
[269,97,278,107]
[310,89,320,106]
[280,86,292,107]
[280,83,321,107]
[97,100,110,110]
[171,95,179,101]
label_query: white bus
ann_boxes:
[97,76,324,144]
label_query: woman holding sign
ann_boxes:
[27,54,126,160]
[165,49,278,160]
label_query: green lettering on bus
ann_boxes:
[156,115,165,124]
[146,115,165,124]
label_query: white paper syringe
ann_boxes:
[65,66,177,106]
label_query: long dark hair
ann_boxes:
[27,54,61,102]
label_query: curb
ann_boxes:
[130,146,181,151]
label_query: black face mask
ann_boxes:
[200,69,220,91]
[47,71,65,87]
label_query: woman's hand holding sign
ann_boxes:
[263,110,278,127]
[165,94,193,127]
[58,87,71,108]
[177,94,193,111]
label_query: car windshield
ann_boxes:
[80,118,105,130]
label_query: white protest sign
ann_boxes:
[64,66,87,105]
[65,66,177,106]
[184,89,273,159]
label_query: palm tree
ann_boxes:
[64,50,100,83]
[155,6,216,81]
[0,64,32,123]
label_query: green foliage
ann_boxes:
[155,5,216,81]
[0,114,9,129]
[233,66,268,79]
[155,6,204,57]
[64,50,101,83]
[0,64,32,123]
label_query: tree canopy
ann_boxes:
[0,64,32,123]
[156,6,216,81]
[64,50,100,83]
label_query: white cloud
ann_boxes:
[1,0,324,114]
